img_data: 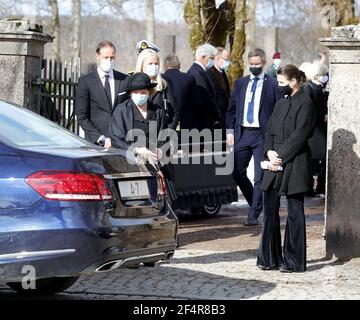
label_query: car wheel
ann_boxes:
[201,204,222,216]
[7,276,79,295]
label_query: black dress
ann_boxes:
[257,89,315,272]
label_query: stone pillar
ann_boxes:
[0,20,52,112]
[321,24,360,258]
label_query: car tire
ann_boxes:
[201,204,221,216]
[7,276,79,295]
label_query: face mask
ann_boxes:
[319,75,329,84]
[221,60,231,72]
[278,84,293,96]
[131,93,149,106]
[249,66,263,76]
[273,59,281,68]
[206,59,214,69]
[145,64,159,78]
[99,59,114,73]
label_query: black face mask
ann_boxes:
[249,66,263,76]
[278,84,293,96]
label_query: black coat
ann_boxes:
[150,83,179,130]
[163,69,202,130]
[109,98,167,151]
[187,63,221,130]
[75,69,128,143]
[261,89,316,195]
[207,66,230,129]
[304,81,328,159]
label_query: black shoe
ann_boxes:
[279,265,294,273]
[258,264,279,271]
[244,219,259,226]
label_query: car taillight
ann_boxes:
[157,171,167,197]
[25,170,113,202]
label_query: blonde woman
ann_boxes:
[135,49,179,130]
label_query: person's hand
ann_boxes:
[134,147,157,164]
[104,138,112,148]
[226,134,234,147]
[267,150,282,165]
[268,163,279,172]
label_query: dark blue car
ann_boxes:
[0,100,178,294]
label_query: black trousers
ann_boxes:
[257,189,306,272]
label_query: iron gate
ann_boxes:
[34,58,81,135]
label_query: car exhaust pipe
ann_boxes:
[95,259,124,273]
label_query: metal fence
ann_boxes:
[34,58,81,135]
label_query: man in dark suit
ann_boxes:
[75,40,128,147]
[207,47,231,131]
[163,53,201,130]
[187,43,221,130]
[226,48,282,226]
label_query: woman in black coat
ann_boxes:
[110,72,167,161]
[257,65,315,273]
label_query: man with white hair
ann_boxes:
[187,43,221,130]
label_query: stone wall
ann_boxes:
[321,24,360,258]
[0,20,52,111]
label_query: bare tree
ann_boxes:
[48,0,60,60]
[147,0,155,42]
[243,0,256,74]
[71,0,81,63]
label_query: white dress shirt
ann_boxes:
[97,67,115,106]
[242,72,265,128]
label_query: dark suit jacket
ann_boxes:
[261,89,316,195]
[110,98,167,151]
[226,74,282,144]
[163,68,201,130]
[150,82,179,130]
[187,63,221,130]
[207,66,230,128]
[75,69,128,144]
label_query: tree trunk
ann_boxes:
[243,0,256,75]
[317,0,358,30]
[183,0,246,88]
[146,0,155,42]
[71,0,81,64]
[48,0,60,60]
[227,0,247,89]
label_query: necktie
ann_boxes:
[247,77,259,124]
[104,74,112,106]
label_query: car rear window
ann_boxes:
[0,101,90,148]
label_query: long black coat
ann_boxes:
[304,81,328,160]
[150,82,179,130]
[207,66,230,129]
[187,63,221,130]
[261,89,316,195]
[109,99,167,151]
[163,68,202,130]
[75,70,128,143]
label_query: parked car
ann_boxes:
[0,100,178,295]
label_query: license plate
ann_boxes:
[118,180,150,200]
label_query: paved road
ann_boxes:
[1,197,359,301]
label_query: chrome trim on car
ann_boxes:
[104,172,153,179]
[95,252,172,273]
[0,249,76,261]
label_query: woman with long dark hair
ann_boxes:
[257,64,315,273]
